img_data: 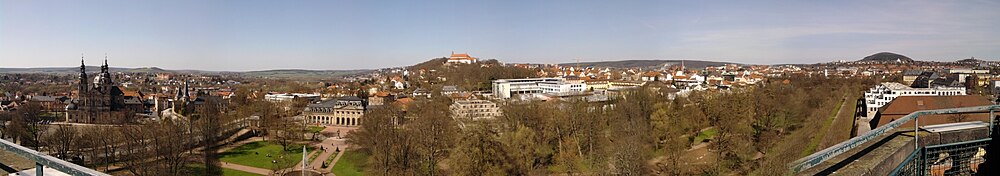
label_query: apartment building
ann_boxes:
[860,82,966,121]
[492,77,582,99]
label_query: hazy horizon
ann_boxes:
[3,0,1000,71]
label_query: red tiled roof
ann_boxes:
[643,71,662,77]
[122,90,142,98]
[875,95,993,128]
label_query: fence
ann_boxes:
[890,138,991,175]
[790,105,998,173]
[0,138,110,176]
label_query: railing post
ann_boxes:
[914,114,919,150]
[36,162,43,176]
[990,109,994,135]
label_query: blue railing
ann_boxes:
[789,105,999,173]
[0,138,110,176]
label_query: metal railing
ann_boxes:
[0,138,110,176]
[890,138,991,175]
[0,115,255,176]
[789,105,999,173]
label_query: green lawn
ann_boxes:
[308,126,325,133]
[801,96,846,157]
[307,149,322,163]
[219,141,315,169]
[323,149,339,168]
[332,151,368,176]
[184,164,263,176]
[692,128,719,144]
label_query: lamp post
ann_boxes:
[302,116,306,176]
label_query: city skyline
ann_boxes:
[3,0,1000,71]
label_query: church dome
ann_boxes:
[93,75,107,87]
[93,72,113,88]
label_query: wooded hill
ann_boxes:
[406,58,538,91]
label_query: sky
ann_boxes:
[2,0,1000,71]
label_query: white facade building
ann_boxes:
[492,78,586,99]
[303,96,366,126]
[861,82,966,120]
[264,93,321,102]
[538,80,587,94]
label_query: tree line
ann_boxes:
[348,76,875,175]
[0,85,310,176]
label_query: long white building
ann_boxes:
[538,80,587,93]
[861,82,965,120]
[264,93,320,102]
[492,78,586,99]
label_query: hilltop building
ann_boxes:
[446,52,477,64]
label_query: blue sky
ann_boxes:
[2,0,1000,71]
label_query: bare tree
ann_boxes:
[119,125,154,176]
[272,117,303,151]
[43,125,79,160]
[195,98,225,175]
[409,97,458,175]
[154,119,192,176]
[94,126,122,172]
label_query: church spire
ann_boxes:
[78,53,89,92]
[80,53,86,71]
[101,53,109,73]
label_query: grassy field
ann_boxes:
[801,95,846,157]
[184,164,263,176]
[692,128,719,144]
[219,141,314,169]
[818,93,860,149]
[332,151,368,176]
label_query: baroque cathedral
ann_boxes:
[65,57,138,124]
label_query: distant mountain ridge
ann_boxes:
[240,69,371,79]
[558,60,737,69]
[0,66,371,79]
[957,57,984,63]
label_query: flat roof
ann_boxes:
[492,77,564,83]
[920,121,989,133]
[879,82,964,91]
[453,99,494,105]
